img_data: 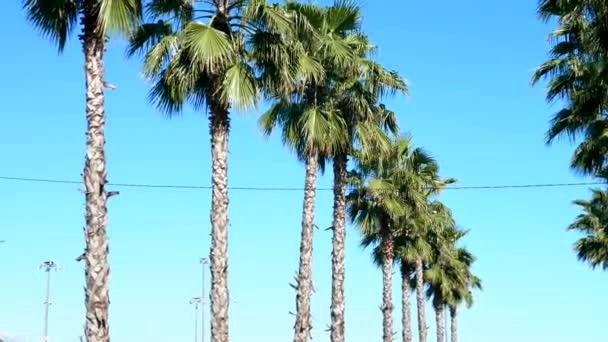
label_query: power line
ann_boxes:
[0,175,604,191]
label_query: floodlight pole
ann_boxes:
[40,261,58,342]
[190,297,203,342]
[200,257,208,342]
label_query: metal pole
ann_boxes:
[190,297,202,342]
[445,304,449,342]
[194,302,199,342]
[44,270,51,341]
[200,258,208,342]
[40,261,57,342]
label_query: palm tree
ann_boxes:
[404,191,455,342]
[348,136,440,342]
[369,228,415,342]
[569,188,608,269]
[446,247,481,342]
[532,0,608,175]
[393,218,432,342]
[425,225,480,342]
[399,260,414,342]
[23,0,140,340]
[329,39,406,342]
[425,240,458,342]
[259,2,370,341]
[127,1,293,341]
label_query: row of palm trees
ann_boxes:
[533,0,608,269]
[347,136,481,342]
[23,0,480,341]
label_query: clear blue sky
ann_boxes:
[1,0,606,341]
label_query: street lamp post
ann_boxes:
[39,261,58,342]
[190,297,203,342]
[199,258,208,342]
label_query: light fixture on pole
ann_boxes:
[199,257,208,342]
[39,261,58,342]
[190,297,203,342]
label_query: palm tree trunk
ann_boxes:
[293,152,318,342]
[209,104,230,342]
[434,298,445,342]
[82,8,111,342]
[415,257,427,342]
[381,226,394,342]
[330,153,347,342]
[450,307,457,342]
[400,263,412,342]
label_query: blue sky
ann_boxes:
[1,0,607,341]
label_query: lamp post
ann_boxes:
[39,261,58,342]
[199,258,208,342]
[190,297,203,342]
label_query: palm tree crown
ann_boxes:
[532,0,608,175]
[569,187,608,269]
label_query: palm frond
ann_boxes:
[183,21,235,72]
[127,20,174,57]
[99,0,142,36]
[221,62,259,112]
[23,0,79,52]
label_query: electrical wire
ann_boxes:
[0,175,603,191]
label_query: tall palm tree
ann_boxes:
[408,193,456,342]
[532,0,608,175]
[399,260,414,342]
[127,1,293,341]
[445,245,481,342]
[369,228,416,342]
[329,39,406,342]
[393,218,432,342]
[348,136,440,342]
[425,226,479,342]
[23,0,140,340]
[425,242,458,342]
[259,2,367,341]
[569,188,608,269]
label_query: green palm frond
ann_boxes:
[130,0,303,124]
[568,187,608,269]
[324,0,361,33]
[533,0,608,176]
[127,20,174,57]
[297,53,325,84]
[99,0,142,36]
[23,0,79,52]
[221,62,259,112]
[184,21,235,71]
[141,33,180,78]
[574,235,608,269]
[244,1,292,34]
[146,0,195,22]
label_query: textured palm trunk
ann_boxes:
[330,154,347,342]
[433,298,445,342]
[81,7,111,342]
[381,226,394,342]
[415,257,427,342]
[293,152,318,342]
[450,307,457,342]
[209,104,230,342]
[208,4,231,342]
[400,263,412,342]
